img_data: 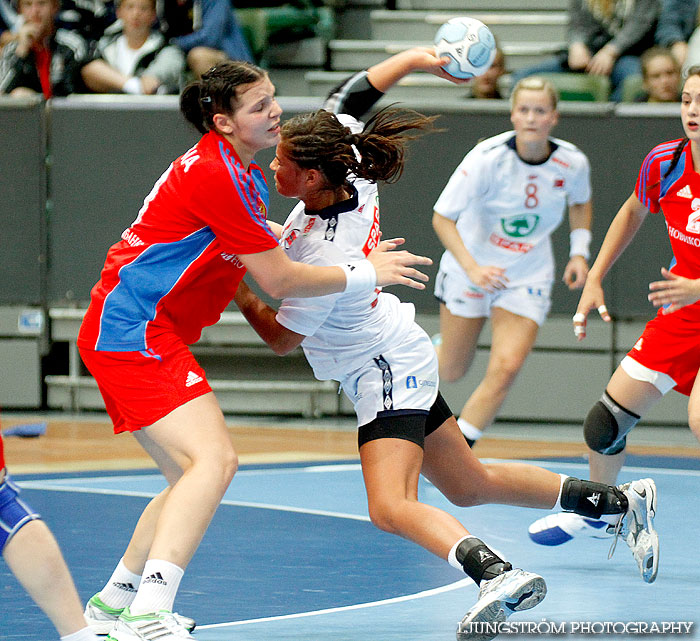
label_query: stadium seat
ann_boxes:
[536,72,611,102]
[236,1,335,65]
[620,74,644,102]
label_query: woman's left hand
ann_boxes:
[648,267,700,313]
[586,47,615,76]
[562,256,589,290]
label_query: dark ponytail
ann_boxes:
[354,106,439,184]
[647,65,700,187]
[280,106,438,189]
[179,61,267,134]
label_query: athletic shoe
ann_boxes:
[106,608,195,641]
[85,596,195,635]
[456,569,547,641]
[612,478,659,583]
[528,512,611,546]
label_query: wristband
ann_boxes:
[339,260,377,293]
[569,228,592,260]
[122,77,142,95]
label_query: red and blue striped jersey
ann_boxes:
[636,138,700,281]
[78,130,279,351]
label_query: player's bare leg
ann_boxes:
[4,519,98,639]
[456,307,538,445]
[435,303,485,383]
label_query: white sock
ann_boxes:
[552,474,569,510]
[99,558,141,609]
[457,418,483,441]
[129,559,184,615]
[60,628,100,641]
[447,535,476,571]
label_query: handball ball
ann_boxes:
[434,17,497,79]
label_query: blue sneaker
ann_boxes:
[528,512,611,546]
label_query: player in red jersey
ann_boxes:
[77,61,431,641]
[529,66,700,547]
[0,431,100,641]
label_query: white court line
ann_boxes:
[16,459,698,632]
[197,578,473,630]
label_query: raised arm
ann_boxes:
[324,47,465,119]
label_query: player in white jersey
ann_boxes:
[433,76,594,446]
[234,48,660,638]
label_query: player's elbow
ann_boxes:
[256,274,294,300]
[270,334,302,356]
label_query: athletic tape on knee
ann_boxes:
[455,536,512,585]
[560,477,628,519]
[0,474,41,552]
[583,391,640,455]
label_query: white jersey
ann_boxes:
[275,114,416,381]
[434,130,591,286]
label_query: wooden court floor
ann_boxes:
[3,413,699,474]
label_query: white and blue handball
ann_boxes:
[434,17,497,79]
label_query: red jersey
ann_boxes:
[78,131,279,351]
[636,138,700,320]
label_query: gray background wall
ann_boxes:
[0,97,688,420]
[1,97,679,315]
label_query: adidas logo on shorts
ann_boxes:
[185,371,203,387]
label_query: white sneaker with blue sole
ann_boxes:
[456,569,547,641]
[528,512,611,546]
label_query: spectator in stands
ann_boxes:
[0,0,88,97]
[511,0,660,102]
[632,46,681,102]
[654,0,698,68]
[81,0,185,95]
[470,46,505,99]
[0,0,19,51]
[56,0,113,45]
[158,0,253,79]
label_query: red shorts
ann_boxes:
[627,309,700,396]
[79,334,211,433]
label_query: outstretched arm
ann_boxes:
[239,239,430,300]
[573,192,648,340]
[324,47,466,119]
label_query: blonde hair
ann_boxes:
[510,76,559,110]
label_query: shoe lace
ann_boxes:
[607,513,624,560]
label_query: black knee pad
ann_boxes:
[583,391,640,455]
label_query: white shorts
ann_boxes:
[434,267,552,326]
[341,323,439,427]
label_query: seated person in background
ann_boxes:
[82,0,185,95]
[511,0,660,102]
[55,0,113,46]
[0,0,19,51]
[0,0,88,97]
[654,0,698,68]
[470,46,505,99]
[158,0,253,79]
[633,46,680,102]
